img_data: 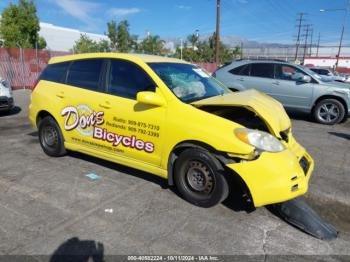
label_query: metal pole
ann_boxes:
[215,0,220,65]
[294,13,304,61]
[316,33,320,57]
[335,25,345,69]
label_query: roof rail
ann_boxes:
[235,58,289,62]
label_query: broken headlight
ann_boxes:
[235,128,285,153]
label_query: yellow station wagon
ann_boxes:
[29,53,314,208]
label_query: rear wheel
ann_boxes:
[38,116,66,157]
[313,99,345,125]
[174,148,229,208]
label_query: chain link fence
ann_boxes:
[0,48,70,90]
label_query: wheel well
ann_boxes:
[36,110,54,127]
[167,140,253,207]
[313,95,348,116]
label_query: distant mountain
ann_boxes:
[163,35,295,50]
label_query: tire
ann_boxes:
[313,99,345,125]
[38,116,67,157]
[174,148,229,208]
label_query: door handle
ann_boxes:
[99,101,111,109]
[238,78,245,81]
[272,81,280,85]
[56,92,65,98]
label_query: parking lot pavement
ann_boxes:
[0,90,349,257]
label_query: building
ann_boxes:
[39,22,108,51]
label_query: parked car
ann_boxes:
[0,77,14,113]
[309,67,347,83]
[214,60,350,125]
[29,53,313,208]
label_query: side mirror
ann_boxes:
[136,91,166,107]
[301,75,312,83]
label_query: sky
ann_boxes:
[0,0,349,45]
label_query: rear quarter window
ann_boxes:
[229,64,250,76]
[39,62,70,83]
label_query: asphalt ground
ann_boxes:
[0,90,349,259]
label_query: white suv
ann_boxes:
[0,77,14,112]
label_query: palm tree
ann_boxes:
[141,35,165,55]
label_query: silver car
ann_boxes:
[309,67,347,83]
[214,60,350,125]
[0,77,14,113]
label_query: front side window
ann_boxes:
[107,59,155,99]
[66,59,104,91]
[148,63,230,103]
[275,64,308,82]
[250,63,274,78]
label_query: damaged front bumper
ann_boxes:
[226,137,314,207]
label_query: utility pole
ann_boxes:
[215,0,220,65]
[316,33,320,57]
[294,12,305,61]
[335,25,345,69]
[309,28,313,56]
[302,24,311,63]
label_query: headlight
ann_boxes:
[235,128,285,152]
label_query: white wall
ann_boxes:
[39,22,108,51]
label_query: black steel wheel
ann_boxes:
[174,148,229,208]
[38,116,66,157]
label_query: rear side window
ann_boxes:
[66,59,104,91]
[250,63,274,78]
[107,59,155,100]
[229,64,250,76]
[40,62,70,83]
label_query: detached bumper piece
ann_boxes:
[270,198,338,240]
[0,96,14,111]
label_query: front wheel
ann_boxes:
[313,99,345,125]
[38,116,67,157]
[174,148,229,208]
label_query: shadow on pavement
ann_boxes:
[329,131,350,140]
[0,106,21,117]
[286,110,313,122]
[50,237,104,262]
[68,151,253,213]
[68,151,169,189]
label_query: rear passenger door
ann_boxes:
[244,63,276,95]
[58,58,108,149]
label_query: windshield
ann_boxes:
[148,63,230,103]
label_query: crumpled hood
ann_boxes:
[191,89,291,136]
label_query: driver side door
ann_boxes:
[99,58,167,166]
[272,64,314,110]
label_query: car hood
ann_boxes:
[191,89,291,135]
[322,80,350,87]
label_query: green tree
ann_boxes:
[106,20,117,50]
[187,33,199,50]
[0,0,46,48]
[72,34,110,53]
[140,35,165,55]
[116,20,132,52]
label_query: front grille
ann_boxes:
[299,156,309,175]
